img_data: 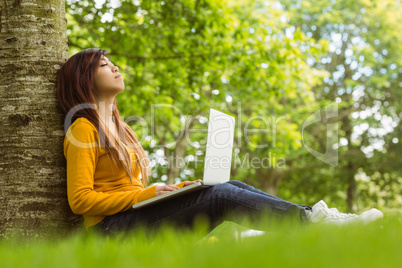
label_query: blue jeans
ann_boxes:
[95,180,311,234]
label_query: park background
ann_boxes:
[66,0,401,213]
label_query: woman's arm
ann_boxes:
[64,119,157,216]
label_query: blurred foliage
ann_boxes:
[66,0,401,212]
[280,0,402,211]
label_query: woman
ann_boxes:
[56,48,382,235]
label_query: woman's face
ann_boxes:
[93,56,124,100]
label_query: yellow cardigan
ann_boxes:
[64,117,186,228]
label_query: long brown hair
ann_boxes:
[56,48,150,186]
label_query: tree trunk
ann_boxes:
[0,0,73,238]
[344,115,357,212]
[255,168,283,197]
[346,161,357,212]
[340,83,357,212]
[341,39,357,213]
[166,126,189,185]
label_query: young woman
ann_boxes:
[56,48,382,235]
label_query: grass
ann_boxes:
[0,213,401,268]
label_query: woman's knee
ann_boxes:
[210,181,239,195]
[209,181,248,199]
[228,180,244,186]
[227,180,247,188]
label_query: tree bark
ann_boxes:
[0,0,73,238]
[344,114,357,212]
[166,118,194,185]
[167,136,188,185]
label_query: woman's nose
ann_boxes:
[113,66,119,72]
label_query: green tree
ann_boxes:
[280,0,402,211]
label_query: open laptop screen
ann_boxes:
[202,108,235,185]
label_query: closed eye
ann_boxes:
[100,63,108,67]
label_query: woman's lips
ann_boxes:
[115,74,122,79]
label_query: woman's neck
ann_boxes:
[97,98,117,135]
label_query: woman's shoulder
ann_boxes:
[65,117,99,146]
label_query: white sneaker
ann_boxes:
[309,200,339,223]
[358,208,383,224]
[310,200,339,213]
[309,200,383,225]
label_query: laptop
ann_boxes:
[132,108,235,209]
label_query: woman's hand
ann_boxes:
[155,185,180,196]
[155,180,202,196]
[183,179,202,187]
